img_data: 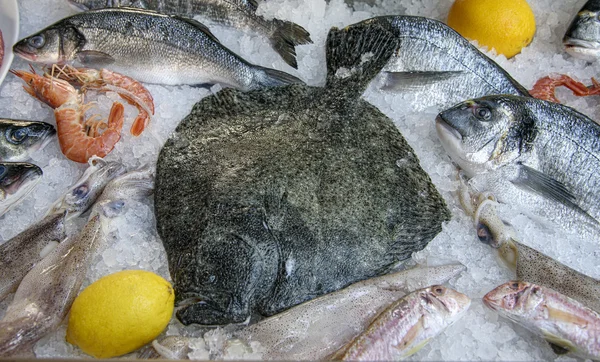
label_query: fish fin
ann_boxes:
[381,71,465,91]
[513,163,586,214]
[395,316,426,356]
[548,342,570,355]
[252,66,305,89]
[541,330,576,354]
[172,15,221,44]
[545,305,590,327]
[269,19,313,69]
[400,337,431,359]
[325,19,398,96]
[76,50,115,67]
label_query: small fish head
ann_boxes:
[436,96,522,176]
[0,120,56,162]
[13,25,83,65]
[483,281,542,318]
[564,9,600,61]
[422,285,471,319]
[0,162,43,201]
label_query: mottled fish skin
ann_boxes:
[155,20,450,326]
[338,286,470,361]
[437,95,600,241]
[234,264,465,360]
[67,0,312,69]
[0,212,66,302]
[46,157,125,219]
[484,281,600,360]
[0,162,42,217]
[564,0,600,61]
[459,182,600,314]
[365,16,529,111]
[13,8,303,90]
[0,119,55,162]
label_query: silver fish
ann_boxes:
[564,0,600,61]
[234,264,466,360]
[366,16,529,111]
[336,285,470,361]
[47,157,125,219]
[13,8,303,90]
[0,162,42,217]
[0,119,55,162]
[0,212,66,302]
[458,179,600,314]
[0,167,153,357]
[436,95,600,241]
[484,281,600,360]
[66,0,312,69]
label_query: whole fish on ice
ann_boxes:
[564,0,600,61]
[0,162,42,217]
[484,281,600,360]
[236,264,465,360]
[0,167,153,357]
[358,16,529,111]
[436,95,600,241]
[335,285,470,361]
[155,20,450,326]
[13,8,303,90]
[67,0,312,69]
[0,119,55,162]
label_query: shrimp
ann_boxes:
[51,65,155,136]
[10,67,124,163]
[529,73,600,103]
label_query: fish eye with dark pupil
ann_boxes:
[10,128,28,143]
[73,185,89,198]
[28,35,45,49]
[473,106,492,121]
[433,286,445,295]
[510,282,520,289]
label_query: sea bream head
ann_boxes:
[13,22,84,64]
[0,119,55,162]
[435,95,537,177]
[563,1,600,61]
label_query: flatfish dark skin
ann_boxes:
[155,20,450,326]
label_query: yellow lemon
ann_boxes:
[66,270,174,359]
[447,0,536,58]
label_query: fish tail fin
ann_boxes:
[269,19,313,69]
[325,19,398,95]
[252,66,305,89]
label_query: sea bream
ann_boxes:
[359,16,529,111]
[0,119,55,162]
[13,8,303,90]
[0,162,42,217]
[436,95,600,241]
[564,0,600,61]
[66,0,312,69]
[155,21,450,326]
[484,281,600,360]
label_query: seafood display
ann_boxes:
[0,162,42,216]
[564,0,600,61]
[335,286,470,361]
[13,8,304,89]
[155,21,450,325]
[484,281,600,360]
[0,119,55,162]
[436,95,600,241]
[66,0,312,69]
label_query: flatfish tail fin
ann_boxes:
[325,19,398,96]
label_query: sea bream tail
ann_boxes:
[325,18,398,97]
[270,19,313,69]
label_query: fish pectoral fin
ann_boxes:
[76,50,115,66]
[381,71,465,91]
[548,342,570,355]
[400,337,431,359]
[394,315,426,357]
[542,330,577,354]
[171,15,221,44]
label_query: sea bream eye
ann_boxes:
[28,35,45,49]
[473,106,492,121]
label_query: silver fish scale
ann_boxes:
[68,8,257,88]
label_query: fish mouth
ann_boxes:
[2,164,42,195]
[563,37,600,61]
[12,43,38,62]
[435,114,463,141]
[563,36,600,49]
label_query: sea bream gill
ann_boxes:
[13,8,303,90]
[563,0,600,61]
[436,95,600,241]
[155,21,450,325]
[66,0,312,69]
[367,16,529,110]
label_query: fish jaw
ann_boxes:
[563,37,600,61]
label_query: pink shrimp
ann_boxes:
[51,65,154,136]
[529,74,600,103]
[10,68,124,163]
